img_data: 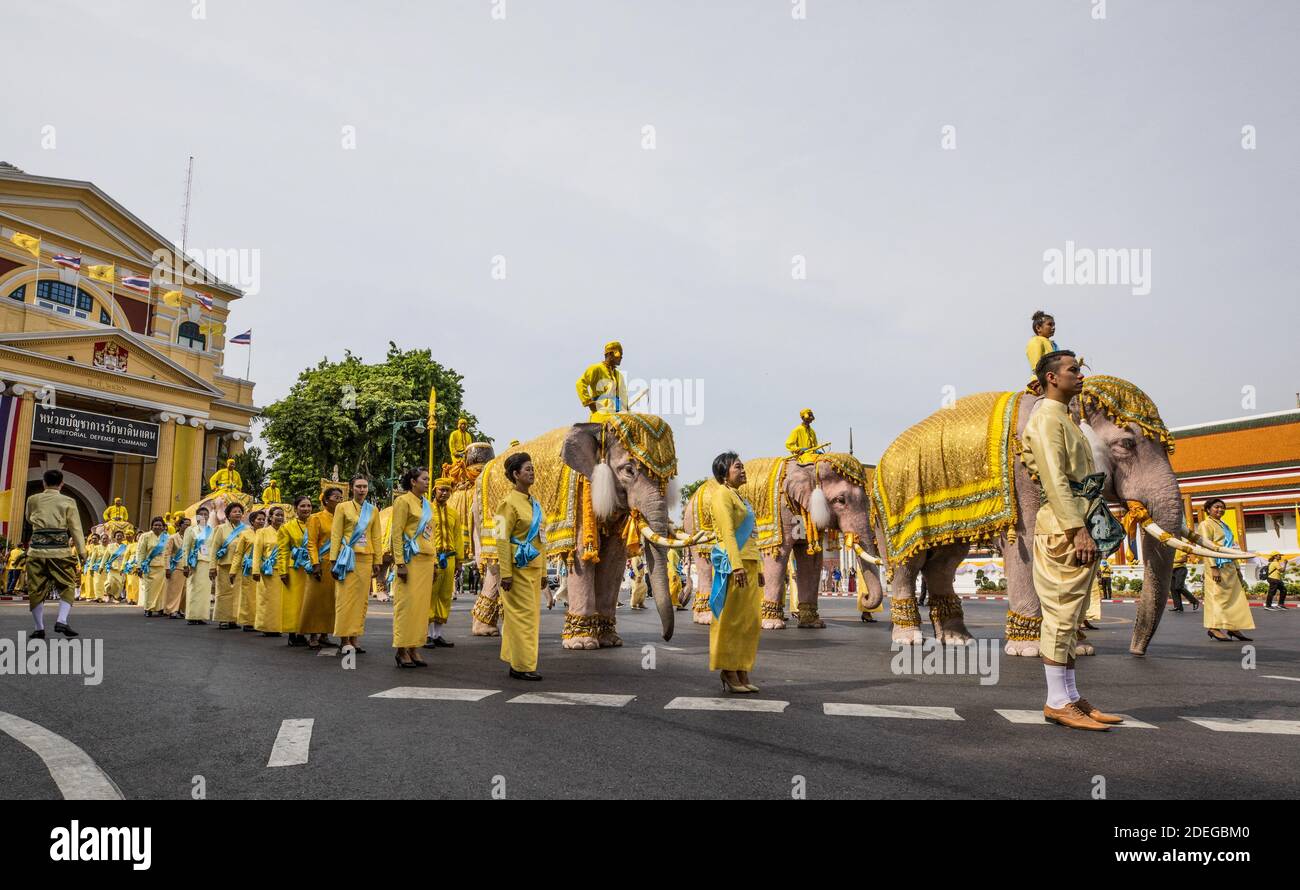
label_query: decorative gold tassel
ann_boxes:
[622,509,643,558]
[579,476,600,563]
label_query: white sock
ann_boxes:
[1044,664,1070,708]
[427,622,436,638]
[1064,668,1079,702]
[32,605,45,631]
[432,623,444,639]
[57,601,71,624]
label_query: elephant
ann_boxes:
[682,452,885,630]
[866,375,1248,657]
[467,415,691,649]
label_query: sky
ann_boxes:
[4,0,1297,486]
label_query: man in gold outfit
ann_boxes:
[576,341,628,419]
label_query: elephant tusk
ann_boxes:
[638,522,694,550]
[1185,530,1257,559]
[851,541,883,566]
[1140,518,1253,560]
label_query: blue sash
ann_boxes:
[168,540,184,572]
[332,501,375,580]
[123,557,137,575]
[511,498,543,569]
[1213,520,1235,569]
[187,526,212,568]
[402,497,433,563]
[290,524,314,571]
[102,544,126,573]
[242,547,254,576]
[709,497,756,619]
[261,544,280,576]
[142,533,168,573]
[215,522,247,560]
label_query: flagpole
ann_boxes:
[245,336,252,384]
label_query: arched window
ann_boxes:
[178,320,206,350]
[35,280,95,318]
[7,284,24,301]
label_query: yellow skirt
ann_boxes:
[393,553,434,648]
[80,569,93,600]
[282,568,307,633]
[1203,564,1255,631]
[1086,577,1103,622]
[430,555,456,624]
[333,561,373,638]
[299,559,335,634]
[500,558,543,672]
[141,567,167,611]
[94,570,108,601]
[125,573,140,604]
[709,558,761,671]
[236,570,256,626]
[1033,533,1097,663]
[186,562,214,620]
[163,567,186,613]
[255,574,286,632]
[214,566,239,622]
[104,572,124,602]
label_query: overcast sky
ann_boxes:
[5,0,1297,485]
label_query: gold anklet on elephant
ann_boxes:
[760,600,786,622]
[927,592,963,624]
[796,602,822,626]
[692,590,711,613]
[1005,609,1042,641]
[891,596,921,628]
[562,611,606,640]
[471,594,501,626]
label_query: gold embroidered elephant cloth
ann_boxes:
[871,390,1023,567]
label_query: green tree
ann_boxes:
[680,478,707,506]
[259,343,486,501]
[233,446,269,497]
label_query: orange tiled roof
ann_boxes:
[1171,415,1300,475]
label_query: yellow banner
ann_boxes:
[10,232,40,259]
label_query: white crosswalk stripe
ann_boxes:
[664,696,789,713]
[508,692,635,707]
[370,687,500,701]
[1262,675,1300,682]
[996,709,1157,729]
[267,718,314,767]
[1180,717,1300,734]
[824,703,962,720]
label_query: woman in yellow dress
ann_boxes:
[230,510,264,632]
[102,531,129,603]
[123,533,141,605]
[278,496,313,647]
[1197,498,1255,642]
[209,503,249,630]
[302,487,343,650]
[183,506,215,624]
[135,516,170,617]
[390,467,435,668]
[330,476,381,653]
[496,452,545,681]
[253,506,287,636]
[427,476,461,647]
[80,534,99,601]
[708,451,763,694]
[162,517,190,617]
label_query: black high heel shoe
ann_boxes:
[1207,629,1231,642]
[1228,630,1253,641]
[395,653,417,669]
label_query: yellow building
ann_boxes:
[0,162,257,540]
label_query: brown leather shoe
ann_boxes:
[1073,697,1124,725]
[1043,702,1110,731]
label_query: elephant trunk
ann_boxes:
[859,562,885,610]
[1127,468,1182,656]
[632,478,675,642]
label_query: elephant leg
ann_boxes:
[594,537,629,648]
[692,551,714,625]
[560,551,603,650]
[761,546,791,629]
[470,563,502,636]
[793,546,825,628]
[1002,520,1043,657]
[923,544,972,645]
[890,558,924,645]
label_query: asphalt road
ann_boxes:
[2,594,1298,800]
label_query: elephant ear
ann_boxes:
[786,462,831,528]
[563,423,618,519]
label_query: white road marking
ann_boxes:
[267,718,314,767]
[996,709,1156,729]
[0,711,123,799]
[1263,675,1300,682]
[660,646,684,651]
[1180,717,1300,734]
[664,696,789,713]
[824,703,962,720]
[370,687,500,702]
[317,648,337,657]
[508,692,635,707]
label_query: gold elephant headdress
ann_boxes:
[1079,375,1174,454]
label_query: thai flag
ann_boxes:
[121,275,151,294]
[229,329,252,345]
[52,254,81,271]
[195,292,214,310]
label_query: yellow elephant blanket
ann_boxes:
[871,390,1024,568]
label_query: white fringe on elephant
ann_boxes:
[682,452,884,630]
[467,414,695,650]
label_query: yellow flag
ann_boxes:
[162,290,184,307]
[200,322,225,337]
[87,264,115,283]
[10,232,40,258]
[427,386,437,471]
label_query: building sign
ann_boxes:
[31,405,159,458]
[93,341,128,372]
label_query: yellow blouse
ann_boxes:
[711,483,759,565]
[330,499,382,566]
[496,489,546,569]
